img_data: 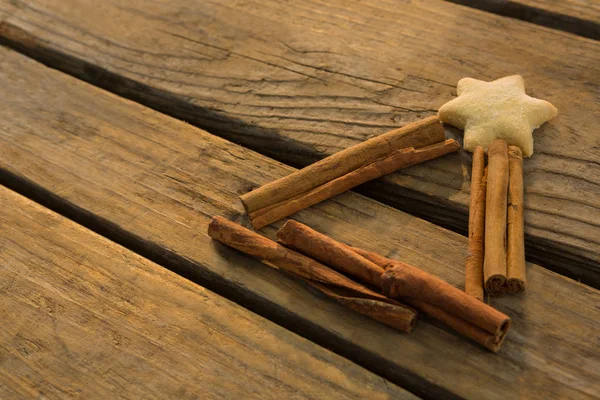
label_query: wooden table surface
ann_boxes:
[0,186,414,399]
[2,0,598,285]
[447,0,600,39]
[0,1,598,399]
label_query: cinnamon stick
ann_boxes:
[207,216,417,331]
[276,221,511,352]
[466,147,486,301]
[240,116,445,226]
[352,247,510,352]
[484,139,509,296]
[277,219,385,287]
[250,139,460,229]
[380,263,509,339]
[307,282,417,332]
[408,299,508,353]
[507,145,526,294]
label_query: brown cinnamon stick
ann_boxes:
[276,221,511,352]
[484,139,509,296]
[507,145,526,294]
[351,247,510,352]
[278,219,384,287]
[240,116,445,227]
[307,282,417,332]
[466,147,487,301]
[207,216,417,331]
[250,139,460,229]
[349,246,397,270]
[408,299,508,353]
[380,263,509,338]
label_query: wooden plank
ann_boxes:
[0,47,598,399]
[1,0,598,286]
[446,0,600,39]
[0,185,414,400]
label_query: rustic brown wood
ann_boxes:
[1,0,598,286]
[0,48,598,399]
[445,0,600,39]
[0,187,412,400]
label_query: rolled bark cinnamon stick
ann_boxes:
[277,219,385,287]
[276,221,510,351]
[349,246,397,270]
[466,147,487,301]
[409,299,508,353]
[507,145,526,294]
[240,116,445,225]
[208,216,417,331]
[350,246,510,352]
[484,139,509,296]
[307,282,417,332]
[347,245,509,337]
[250,139,460,229]
[380,263,509,339]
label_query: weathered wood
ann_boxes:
[446,0,600,39]
[0,48,598,399]
[1,0,598,286]
[0,187,412,400]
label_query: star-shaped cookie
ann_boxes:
[438,75,557,157]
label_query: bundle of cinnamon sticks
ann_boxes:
[208,216,418,332]
[208,216,511,352]
[240,116,460,229]
[466,139,526,299]
[207,117,513,351]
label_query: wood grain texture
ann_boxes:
[0,186,413,400]
[0,47,599,400]
[446,0,600,39]
[1,0,598,285]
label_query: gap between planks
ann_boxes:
[444,0,600,40]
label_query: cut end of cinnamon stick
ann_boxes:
[484,275,507,297]
[487,319,511,353]
[507,145,523,160]
[506,278,526,295]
